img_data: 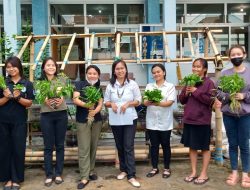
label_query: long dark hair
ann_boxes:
[5,56,24,78]
[41,57,58,80]
[151,63,166,80]
[110,59,129,86]
[193,58,208,76]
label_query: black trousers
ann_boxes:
[40,110,68,178]
[148,129,172,169]
[0,122,27,183]
[111,120,137,179]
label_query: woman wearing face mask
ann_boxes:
[39,57,68,187]
[73,65,103,189]
[0,56,34,190]
[179,58,214,185]
[216,45,250,188]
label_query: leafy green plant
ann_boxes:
[0,76,7,89]
[143,89,163,103]
[13,84,25,91]
[78,86,102,126]
[180,74,203,86]
[218,73,245,113]
[34,73,74,105]
[82,86,102,107]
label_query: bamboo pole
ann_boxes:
[205,28,224,166]
[15,30,223,40]
[32,35,50,70]
[17,35,33,59]
[187,31,195,58]
[29,40,35,82]
[87,33,95,66]
[0,56,228,67]
[135,32,140,64]
[115,32,121,58]
[163,32,170,62]
[204,34,209,57]
[60,33,77,70]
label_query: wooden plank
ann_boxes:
[60,33,77,70]
[17,35,33,59]
[32,35,50,70]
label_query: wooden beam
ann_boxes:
[17,35,33,59]
[29,40,35,82]
[32,35,50,70]
[115,32,121,58]
[60,33,77,71]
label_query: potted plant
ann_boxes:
[66,122,78,147]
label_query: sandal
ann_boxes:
[226,174,239,186]
[184,176,197,183]
[241,176,250,188]
[55,176,64,184]
[44,178,53,187]
[162,169,171,178]
[146,168,159,178]
[194,178,209,185]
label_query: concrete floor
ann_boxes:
[0,159,246,190]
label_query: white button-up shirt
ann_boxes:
[145,81,176,131]
[104,79,142,124]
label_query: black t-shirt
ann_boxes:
[0,77,34,123]
[75,80,103,123]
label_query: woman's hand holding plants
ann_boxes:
[54,97,64,107]
[234,93,244,100]
[13,89,21,98]
[3,88,12,99]
[186,86,197,95]
[88,109,97,117]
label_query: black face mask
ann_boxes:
[231,57,243,67]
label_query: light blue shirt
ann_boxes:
[104,79,142,124]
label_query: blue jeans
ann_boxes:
[223,114,250,173]
[41,110,68,178]
[111,120,137,179]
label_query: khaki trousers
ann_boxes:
[76,121,102,180]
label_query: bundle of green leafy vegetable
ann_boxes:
[180,74,203,86]
[81,86,102,126]
[0,76,7,89]
[218,73,245,113]
[34,73,74,105]
[143,89,163,103]
[82,86,102,107]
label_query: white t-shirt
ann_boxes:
[145,81,176,131]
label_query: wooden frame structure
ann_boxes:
[8,27,225,165]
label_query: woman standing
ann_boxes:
[144,64,175,178]
[0,56,34,190]
[39,57,68,187]
[179,58,214,185]
[104,59,141,188]
[73,65,103,189]
[216,45,250,188]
